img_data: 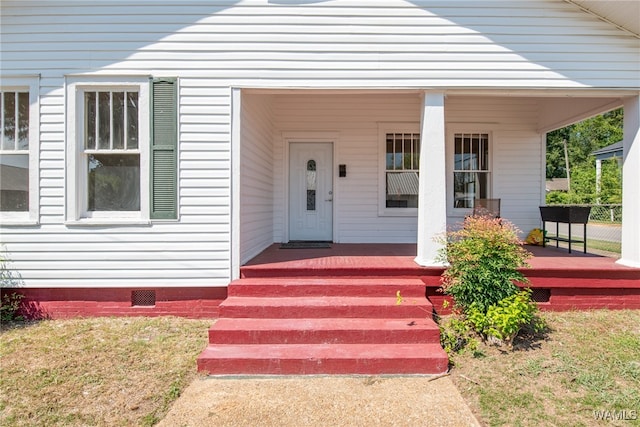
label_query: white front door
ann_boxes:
[289,142,333,241]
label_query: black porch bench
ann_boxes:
[539,206,591,254]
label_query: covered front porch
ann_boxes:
[232,89,640,279]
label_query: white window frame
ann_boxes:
[0,76,40,225]
[378,122,420,217]
[65,76,150,225]
[446,127,493,217]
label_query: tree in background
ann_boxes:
[546,108,623,204]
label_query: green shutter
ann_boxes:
[150,78,177,219]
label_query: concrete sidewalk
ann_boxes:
[158,374,481,427]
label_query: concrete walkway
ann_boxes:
[158,375,481,427]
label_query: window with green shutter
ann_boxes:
[150,78,177,219]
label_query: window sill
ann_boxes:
[378,208,419,217]
[0,218,40,227]
[65,219,151,227]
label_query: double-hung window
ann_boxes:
[66,78,150,223]
[378,123,420,216]
[0,77,39,224]
[453,132,490,209]
[84,90,141,212]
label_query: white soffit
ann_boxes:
[565,0,640,38]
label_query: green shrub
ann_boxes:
[439,215,531,314]
[1,291,24,323]
[439,315,479,358]
[1,249,24,323]
[471,289,545,347]
[435,215,544,351]
[465,303,489,335]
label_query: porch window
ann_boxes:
[385,132,420,209]
[1,77,39,224]
[453,133,490,209]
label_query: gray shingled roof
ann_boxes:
[591,141,623,160]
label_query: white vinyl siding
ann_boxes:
[0,75,233,288]
[0,0,637,288]
[1,1,638,88]
[240,93,275,264]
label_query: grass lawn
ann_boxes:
[586,238,621,254]
[553,236,622,255]
[0,317,212,426]
[450,310,640,427]
[1,312,638,426]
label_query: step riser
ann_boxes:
[229,284,426,298]
[240,268,442,279]
[219,305,433,319]
[209,329,441,344]
[197,357,448,375]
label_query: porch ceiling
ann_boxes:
[244,88,626,134]
[537,96,624,133]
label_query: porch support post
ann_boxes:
[618,93,640,268]
[595,158,602,199]
[230,87,242,279]
[415,91,447,266]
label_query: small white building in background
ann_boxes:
[1,0,639,314]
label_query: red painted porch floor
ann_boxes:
[243,243,629,272]
[197,244,640,376]
[243,243,640,279]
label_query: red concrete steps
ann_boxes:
[208,317,441,344]
[197,274,449,375]
[197,343,448,375]
[240,265,443,279]
[219,296,432,319]
[228,277,427,297]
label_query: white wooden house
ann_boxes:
[1,0,639,316]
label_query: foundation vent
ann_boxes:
[131,290,156,307]
[531,288,551,303]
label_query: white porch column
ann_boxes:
[618,94,640,268]
[415,92,447,266]
[230,87,242,280]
